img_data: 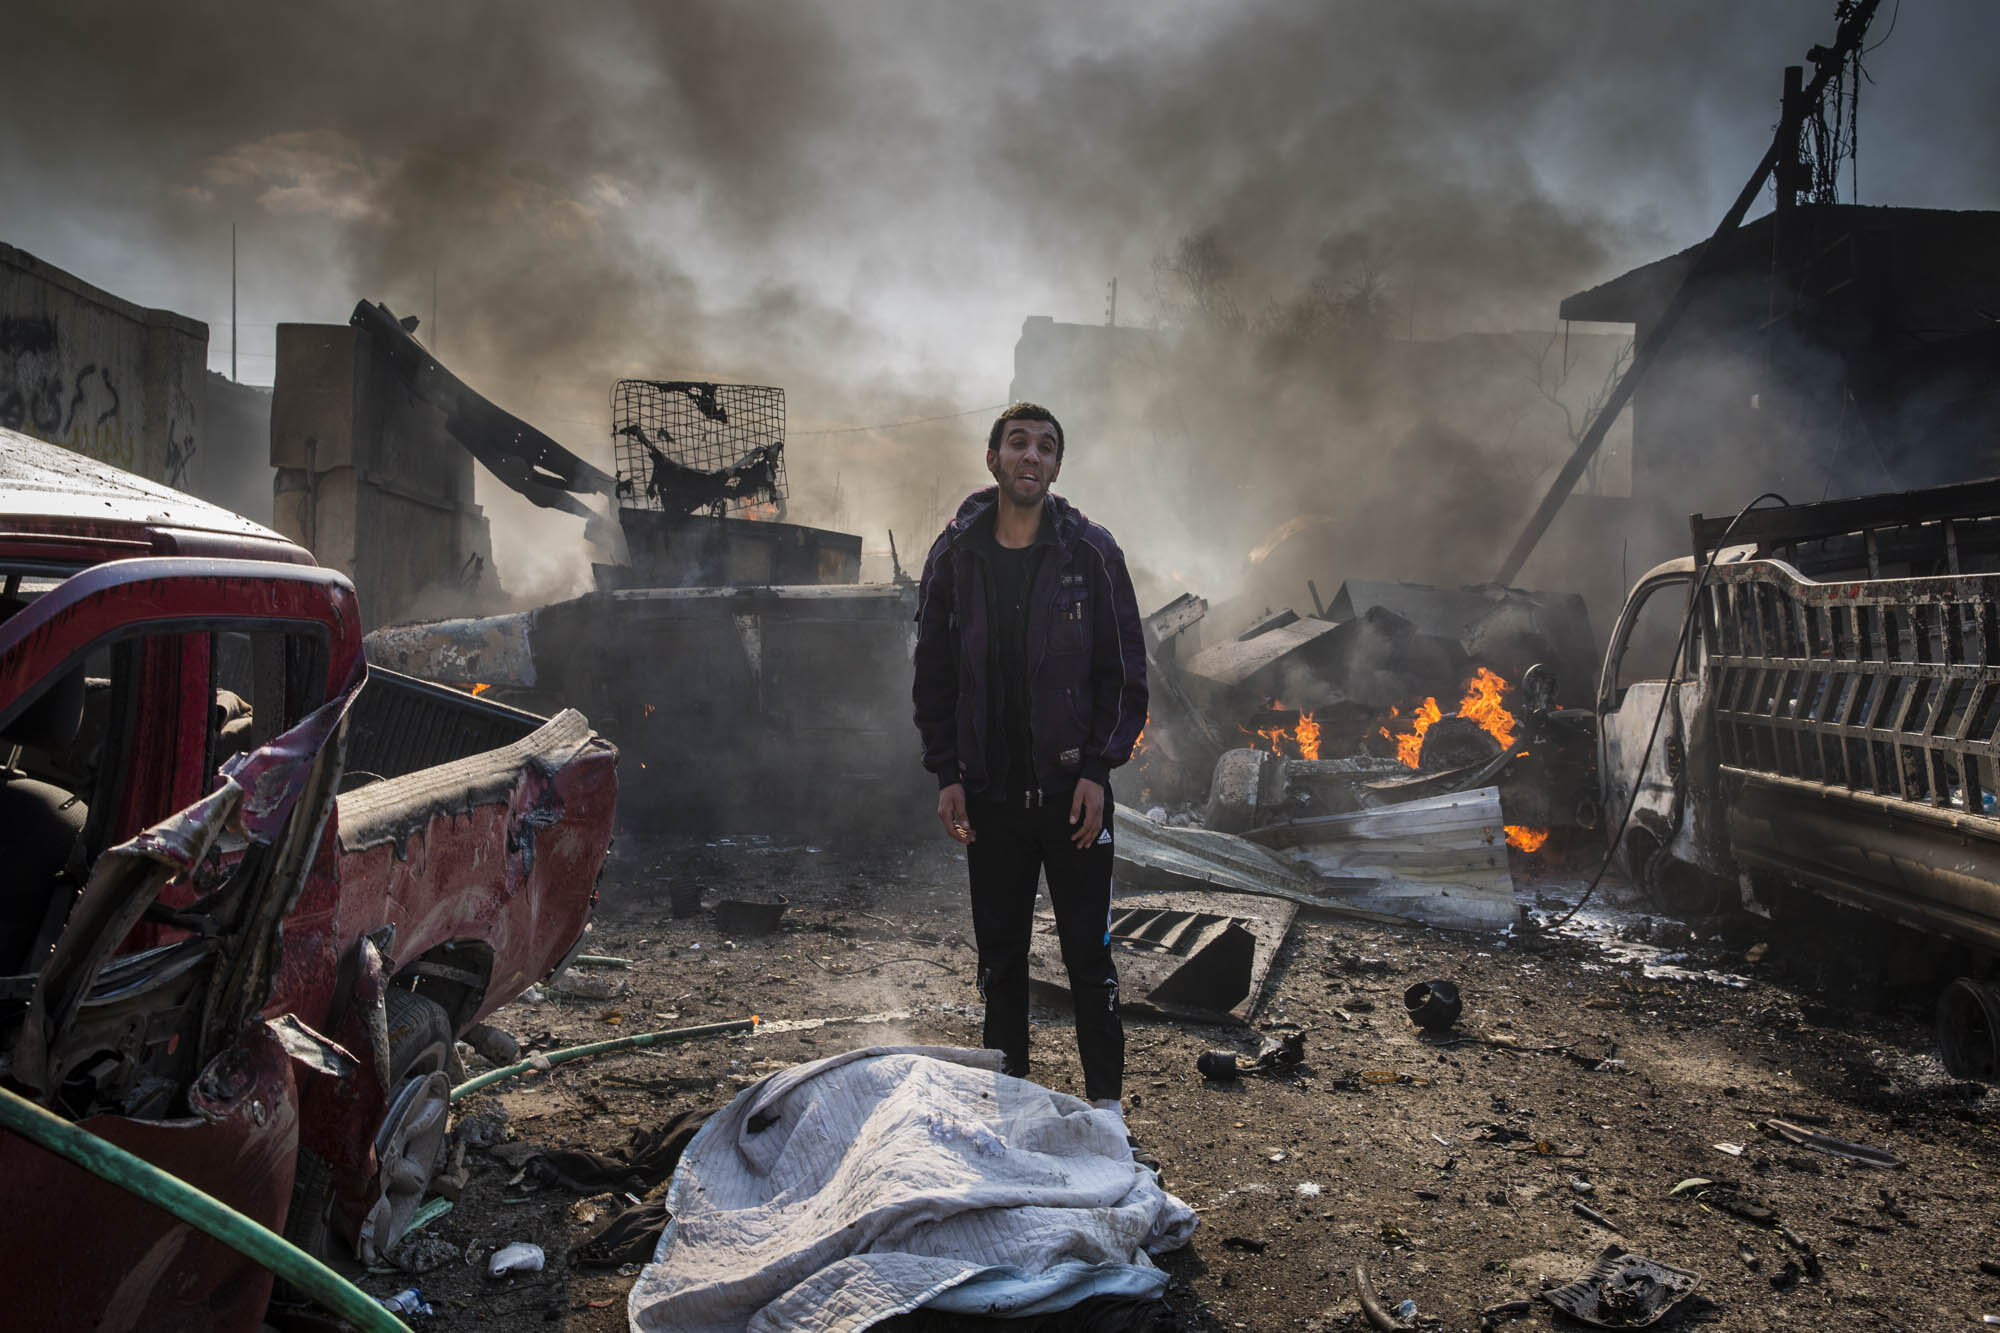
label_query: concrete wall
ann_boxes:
[1,241,206,491]
[202,371,275,525]
[271,322,493,629]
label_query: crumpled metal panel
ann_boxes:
[1030,889,1296,1025]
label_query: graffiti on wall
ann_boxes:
[0,314,141,472]
[165,418,196,489]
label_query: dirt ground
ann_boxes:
[346,826,2000,1332]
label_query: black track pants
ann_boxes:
[965,792,1123,1102]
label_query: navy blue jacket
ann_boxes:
[913,488,1148,796]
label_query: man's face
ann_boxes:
[987,419,1062,508]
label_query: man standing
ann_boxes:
[912,403,1148,1117]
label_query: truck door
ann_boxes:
[1597,570,1721,889]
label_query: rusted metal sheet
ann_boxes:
[365,611,538,687]
[1030,890,1296,1025]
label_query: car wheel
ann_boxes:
[355,989,455,1265]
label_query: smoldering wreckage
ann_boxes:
[7,14,2000,1333]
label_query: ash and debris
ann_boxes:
[351,829,2000,1333]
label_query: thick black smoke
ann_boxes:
[1,1,1992,606]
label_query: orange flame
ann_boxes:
[1505,825,1549,853]
[470,682,492,696]
[1380,668,1518,769]
[1243,702,1321,761]
[1384,697,1443,767]
[1294,710,1321,761]
[1459,667,1517,749]
[1132,726,1148,755]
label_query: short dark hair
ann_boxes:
[988,403,1064,460]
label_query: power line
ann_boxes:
[794,403,1008,437]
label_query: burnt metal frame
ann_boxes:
[611,380,787,517]
[1702,560,2000,817]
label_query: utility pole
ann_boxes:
[1105,277,1117,328]
[230,222,237,382]
[1492,0,1880,587]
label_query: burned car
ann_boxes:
[0,430,618,1329]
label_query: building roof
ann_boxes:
[1559,205,2000,331]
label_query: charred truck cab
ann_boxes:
[1598,477,2000,1079]
[0,431,618,1330]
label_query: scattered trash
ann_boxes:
[1762,1118,1903,1169]
[573,1199,672,1269]
[1980,1260,2000,1279]
[712,895,789,936]
[1253,1030,1308,1072]
[488,1241,546,1276]
[405,1196,454,1234]
[386,1231,459,1275]
[378,1287,434,1317]
[1197,1050,1240,1080]
[1713,1142,1744,1157]
[522,1110,714,1193]
[1674,1181,1822,1279]
[1295,1182,1322,1197]
[1480,1299,1534,1321]
[1538,1246,1701,1328]
[551,968,630,1000]
[1570,1176,1596,1195]
[1196,1032,1307,1083]
[518,983,546,1004]
[1573,1201,1621,1232]
[1394,1298,1419,1320]
[1350,1263,1410,1332]
[1222,1235,1269,1254]
[1735,1242,1760,1272]
[571,954,636,968]
[1403,979,1463,1031]
[461,1022,521,1067]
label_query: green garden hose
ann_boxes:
[0,1084,410,1333]
[451,1015,758,1100]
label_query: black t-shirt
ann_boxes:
[982,521,1048,800]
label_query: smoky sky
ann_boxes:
[2,0,1995,602]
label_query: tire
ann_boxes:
[385,988,454,1083]
[352,989,455,1265]
[1937,977,2000,1082]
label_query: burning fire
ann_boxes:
[1380,698,1443,767]
[469,682,492,697]
[1458,667,1517,749]
[1379,667,1519,769]
[1243,702,1321,761]
[1505,825,1549,853]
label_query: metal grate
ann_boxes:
[611,380,787,518]
[1705,560,2000,816]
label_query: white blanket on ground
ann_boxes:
[627,1045,1197,1333]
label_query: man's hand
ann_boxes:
[938,783,975,844]
[1068,777,1105,849]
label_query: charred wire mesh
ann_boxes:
[611,380,787,518]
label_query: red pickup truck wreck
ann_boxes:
[0,430,619,1329]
